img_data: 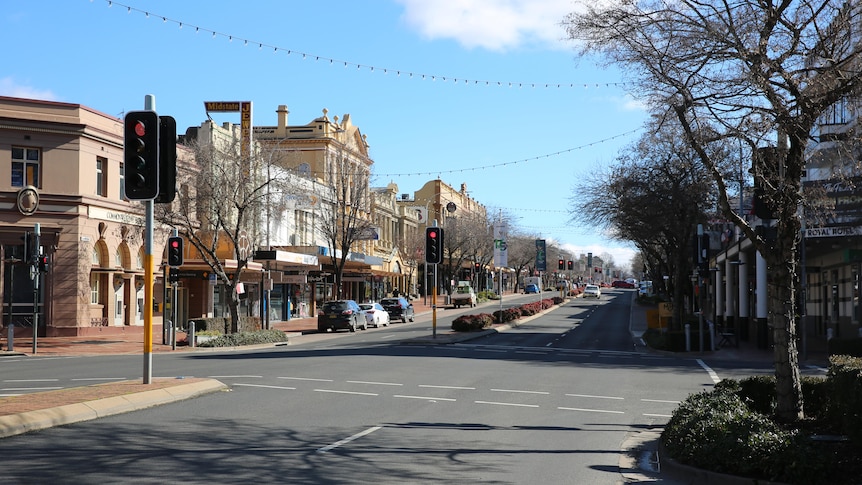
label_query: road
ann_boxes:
[0,290,721,484]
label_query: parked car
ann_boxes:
[583,284,601,299]
[450,285,477,308]
[525,284,540,294]
[380,296,415,323]
[317,300,366,332]
[359,302,390,328]
[612,280,635,289]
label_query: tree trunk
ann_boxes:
[227,285,241,334]
[767,221,804,422]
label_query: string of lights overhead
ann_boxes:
[99,0,627,91]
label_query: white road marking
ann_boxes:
[565,393,624,400]
[491,388,549,395]
[696,359,721,384]
[3,379,59,382]
[643,413,673,418]
[278,376,333,382]
[558,406,624,414]
[393,394,456,401]
[418,384,475,390]
[316,426,382,453]
[314,389,378,396]
[346,380,402,386]
[233,383,296,390]
[1,387,63,391]
[209,375,262,378]
[71,377,127,381]
[640,399,680,404]
[476,400,539,408]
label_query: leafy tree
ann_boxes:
[565,0,862,421]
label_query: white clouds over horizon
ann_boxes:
[0,77,57,101]
[395,0,577,51]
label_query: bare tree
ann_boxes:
[315,145,376,300]
[573,120,720,326]
[157,138,296,333]
[566,1,862,422]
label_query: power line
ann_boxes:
[99,1,627,90]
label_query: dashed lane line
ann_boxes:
[476,400,539,408]
[314,389,378,396]
[393,394,457,402]
[565,393,624,400]
[233,383,296,391]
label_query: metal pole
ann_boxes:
[142,94,155,384]
[32,223,40,354]
[432,263,438,338]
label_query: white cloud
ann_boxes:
[0,77,58,101]
[395,0,576,51]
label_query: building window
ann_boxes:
[90,273,101,304]
[119,162,126,200]
[96,157,107,197]
[11,147,40,187]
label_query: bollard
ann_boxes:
[188,321,195,348]
[685,323,691,352]
[6,323,13,352]
[708,321,715,351]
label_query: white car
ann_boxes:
[583,284,601,299]
[359,302,390,327]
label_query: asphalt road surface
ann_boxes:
[0,290,720,484]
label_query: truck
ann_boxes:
[450,283,477,308]
[524,276,543,291]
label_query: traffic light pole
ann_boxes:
[142,95,156,385]
[31,223,40,354]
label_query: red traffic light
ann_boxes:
[428,230,438,239]
[134,121,147,137]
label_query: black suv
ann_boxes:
[317,300,367,333]
[380,297,415,323]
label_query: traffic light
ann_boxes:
[37,254,49,273]
[475,262,481,272]
[425,227,444,264]
[558,259,565,270]
[167,236,184,267]
[567,260,573,270]
[124,110,160,200]
[155,115,177,204]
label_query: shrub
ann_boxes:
[662,388,824,484]
[451,313,494,332]
[197,329,289,347]
[478,290,499,301]
[491,307,521,323]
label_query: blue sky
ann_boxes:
[2,0,647,270]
